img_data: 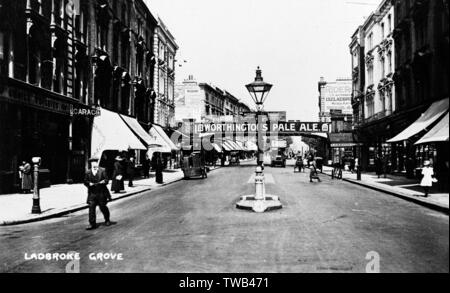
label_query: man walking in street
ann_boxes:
[84,157,112,230]
[310,161,322,183]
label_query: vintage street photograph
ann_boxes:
[0,0,448,276]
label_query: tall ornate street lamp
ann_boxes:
[246,67,272,167]
[246,66,273,112]
[236,67,282,213]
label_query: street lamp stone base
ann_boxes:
[31,199,41,214]
[236,195,282,213]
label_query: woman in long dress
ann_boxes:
[19,161,33,193]
[420,160,435,198]
[111,156,125,193]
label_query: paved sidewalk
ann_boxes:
[320,166,449,213]
[0,169,191,226]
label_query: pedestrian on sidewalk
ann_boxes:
[142,155,150,179]
[111,156,125,193]
[349,158,355,174]
[19,160,33,194]
[310,161,321,183]
[127,156,135,187]
[375,156,383,179]
[406,156,415,179]
[155,152,164,184]
[84,157,112,230]
[420,160,436,198]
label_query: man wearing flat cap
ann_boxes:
[84,157,112,230]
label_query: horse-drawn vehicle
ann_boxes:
[182,152,208,179]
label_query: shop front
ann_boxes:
[414,113,449,191]
[91,107,147,177]
[148,124,179,170]
[329,133,359,170]
[0,78,92,194]
[387,98,449,178]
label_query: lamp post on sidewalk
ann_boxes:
[31,157,41,214]
[236,67,282,213]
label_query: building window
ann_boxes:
[159,42,165,61]
[416,18,428,49]
[136,43,144,77]
[387,14,392,34]
[28,28,42,86]
[381,22,385,40]
[168,79,174,103]
[121,32,129,70]
[168,53,174,70]
[368,66,374,85]
[387,51,392,74]
[97,24,108,51]
[0,32,4,61]
[53,37,67,94]
[159,71,165,95]
[352,50,358,69]
[75,10,87,43]
[137,19,143,36]
[368,33,373,50]
[381,57,385,78]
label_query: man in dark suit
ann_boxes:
[84,157,112,230]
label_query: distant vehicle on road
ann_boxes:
[182,152,208,179]
[271,155,286,168]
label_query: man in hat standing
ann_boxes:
[84,157,112,230]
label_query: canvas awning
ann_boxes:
[120,114,154,147]
[149,125,179,152]
[212,143,222,153]
[235,141,247,151]
[91,108,146,158]
[415,113,449,145]
[222,140,236,151]
[387,98,449,143]
[245,141,258,151]
[230,141,242,151]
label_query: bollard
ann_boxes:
[357,167,362,181]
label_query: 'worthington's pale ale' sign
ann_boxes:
[187,122,331,134]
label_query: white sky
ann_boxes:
[145,0,381,121]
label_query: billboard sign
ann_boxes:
[320,80,352,116]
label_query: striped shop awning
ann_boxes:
[211,143,223,153]
[222,140,236,151]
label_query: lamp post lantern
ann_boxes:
[236,67,282,213]
[246,66,273,112]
